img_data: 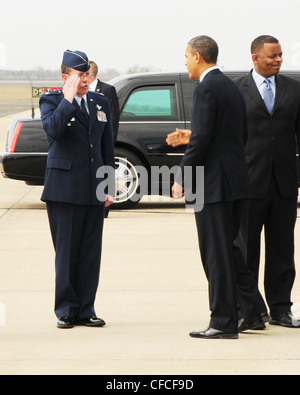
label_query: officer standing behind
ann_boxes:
[89,61,119,218]
[39,50,115,329]
[88,61,120,142]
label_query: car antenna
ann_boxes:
[29,78,35,119]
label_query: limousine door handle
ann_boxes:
[146,143,186,155]
[146,143,167,153]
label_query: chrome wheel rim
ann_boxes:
[114,157,139,204]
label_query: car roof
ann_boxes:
[108,69,300,84]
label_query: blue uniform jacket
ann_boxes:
[39,90,115,206]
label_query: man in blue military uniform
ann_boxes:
[39,50,115,329]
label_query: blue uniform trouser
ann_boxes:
[46,202,105,320]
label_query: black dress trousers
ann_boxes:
[195,200,267,333]
[237,174,297,316]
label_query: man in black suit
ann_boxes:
[172,36,269,339]
[235,35,300,328]
[89,61,119,218]
[88,61,120,142]
[40,50,115,329]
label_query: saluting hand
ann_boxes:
[63,74,80,103]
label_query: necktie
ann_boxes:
[80,98,89,122]
[262,79,274,114]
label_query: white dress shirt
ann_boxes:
[89,79,98,92]
[75,94,89,114]
[200,66,219,82]
[252,69,276,99]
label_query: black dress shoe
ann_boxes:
[269,312,300,328]
[238,314,267,332]
[75,315,106,327]
[57,317,74,329]
[189,327,238,339]
[260,312,271,324]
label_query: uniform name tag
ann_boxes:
[97,111,107,122]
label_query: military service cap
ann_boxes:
[62,50,90,72]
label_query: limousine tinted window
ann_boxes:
[121,85,178,121]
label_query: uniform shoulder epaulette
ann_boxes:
[45,90,62,96]
[93,90,105,97]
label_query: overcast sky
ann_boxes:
[1,0,300,73]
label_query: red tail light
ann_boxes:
[8,121,24,153]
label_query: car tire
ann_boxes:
[113,148,147,209]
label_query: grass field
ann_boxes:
[0,81,62,116]
[0,85,46,116]
[0,86,34,101]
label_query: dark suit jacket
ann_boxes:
[95,79,120,141]
[179,69,249,204]
[235,71,300,199]
[39,90,115,206]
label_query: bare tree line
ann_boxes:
[0,65,160,82]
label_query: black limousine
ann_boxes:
[1,71,300,208]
